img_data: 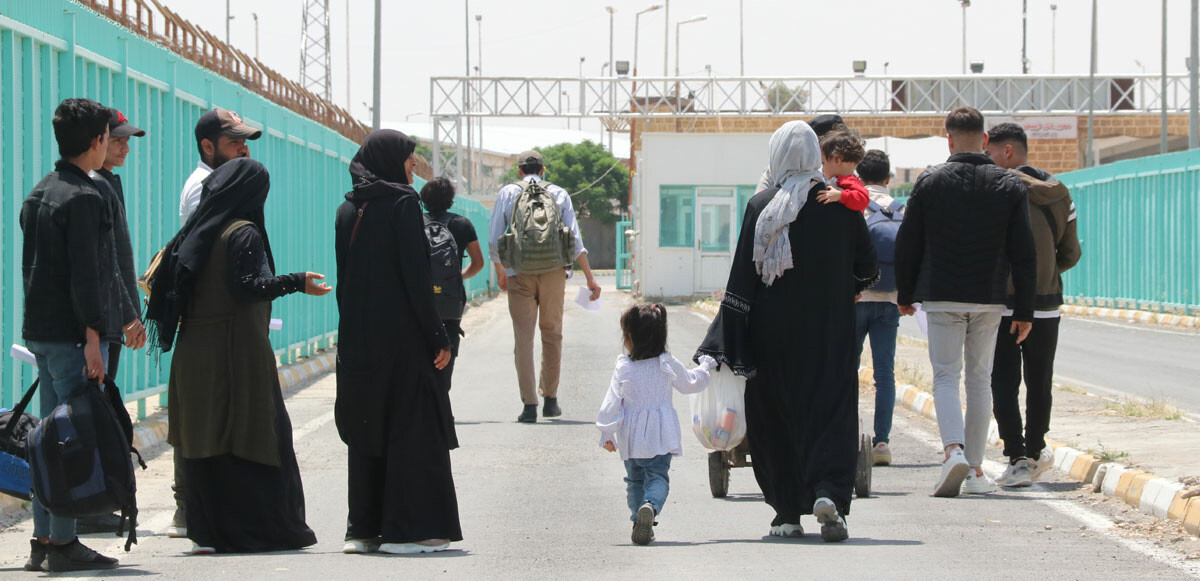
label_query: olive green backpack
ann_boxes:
[497,180,575,274]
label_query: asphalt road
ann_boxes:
[898,315,1200,415]
[1,277,1196,578]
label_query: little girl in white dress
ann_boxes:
[596,303,717,545]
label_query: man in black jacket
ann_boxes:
[20,98,121,572]
[91,108,148,373]
[894,107,1037,499]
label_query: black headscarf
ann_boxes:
[146,158,273,352]
[349,129,416,187]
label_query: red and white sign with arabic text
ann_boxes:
[987,116,1078,140]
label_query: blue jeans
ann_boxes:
[624,454,671,521]
[26,340,109,542]
[855,302,899,445]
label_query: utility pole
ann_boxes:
[464,0,472,194]
[372,0,380,130]
[1086,0,1098,166]
[1051,4,1058,74]
[346,0,351,111]
[225,0,231,45]
[476,14,483,191]
[664,0,669,77]
[251,12,259,59]
[1162,0,1169,154]
[960,0,970,75]
[1191,0,1200,148]
[608,6,615,153]
[1021,0,1029,74]
[301,0,333,100]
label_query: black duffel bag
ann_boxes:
[0,379,39,500]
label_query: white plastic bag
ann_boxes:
[690,367,747,451]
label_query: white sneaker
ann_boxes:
[166,525,187,538]
[768,523,804,538]
[189,544,215,555]
[872,442,892,466]
[1029,449,1054,482]
[813,497,848,543]
[933,448,970,497]
[342,539,380,554]
[963,470,999,494]
[997,459,1033,487]
[378,541,450,554]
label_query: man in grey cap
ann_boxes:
[178,108,262,222]
[488,150,601,423]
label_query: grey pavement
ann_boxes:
[899,314,1200,415]
[0,275,1196,578]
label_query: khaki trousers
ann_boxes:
[507,270,566,405]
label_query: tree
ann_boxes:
[766,82,808,112]
[498,140,629,224]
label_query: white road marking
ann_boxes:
[292,410,336,443]
[1066,316,1200,338]
[894,411,1200,578]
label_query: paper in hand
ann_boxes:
[575,286,602,312]
[915,304,929,336]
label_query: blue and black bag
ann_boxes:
[27,378,144,551]
[0,379,40,501]
[865,199,906,293]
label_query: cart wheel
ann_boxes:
[708,451,730,498]
[855,434,873,498]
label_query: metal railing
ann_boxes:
[0,0,362,417]
[432,75,1195,118]
[1058,149,1200,313]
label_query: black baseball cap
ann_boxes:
[810,114,846,137]
[194,108,262,143]
[517,150,544,166]
[108,108,145,138]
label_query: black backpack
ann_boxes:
[424,213,465,320]
[865,199,906,293]
[0,379,40,500]
[27,378,144,551]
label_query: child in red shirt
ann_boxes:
[815,130,870,212]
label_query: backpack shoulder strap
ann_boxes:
[0,378,38,440]
[866,200,883,214]
[887,200,905,214]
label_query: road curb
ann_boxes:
[1061,303,1200,330]
[0,349,338,518]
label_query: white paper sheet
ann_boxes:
[575,286,602,312]
[915,304,929,336]
[10,344,36,366]
[269,318,284,331]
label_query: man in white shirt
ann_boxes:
[167,108,261,539]
[489,150,601,423]
[178,108,261,222]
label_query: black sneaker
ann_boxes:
[631,502,655,546]
[46,538,118,572]
[542,397,562,418]
[517,404,538,423]
[76,512,125,534]
[24,539,47,572]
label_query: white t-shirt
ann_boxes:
[178,161,213,222]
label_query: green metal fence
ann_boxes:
[0,1,495,417]
[1057,149,1200,313]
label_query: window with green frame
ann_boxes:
[737,185,755,227]
[659,186,694,247]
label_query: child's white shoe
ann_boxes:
[631,502,656,546]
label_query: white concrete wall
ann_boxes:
[634,133,771,298]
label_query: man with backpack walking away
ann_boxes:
[19,98,121,572]
[421,177,485,393]
[984,123,1082,488]
[854,150,904,466]
[489,151,602,423]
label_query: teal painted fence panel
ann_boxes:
[1057,149,1200,312]
[0,1,380,415]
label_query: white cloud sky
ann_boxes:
[170,0,1195,141]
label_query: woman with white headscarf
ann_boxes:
[696,121,878,542]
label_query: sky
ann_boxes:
[167,0,1196,141]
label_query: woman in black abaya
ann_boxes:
[147,158,331,553]
[334,129,460,555]
[696,121,878,543]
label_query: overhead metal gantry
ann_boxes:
[430,74,1193,188]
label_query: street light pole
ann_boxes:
[464,0,472,194]
[372,0,381,130]
[607,6,615,153]
[1051,4,1058,74]
[664,0,669,77]
[634,5,662,77]
[476,14,483,190]
[1021,0,1028,74]
[960,0,970,75]
[1162,0,1169,154]
[1086,0,1097,167]
[345,0,350,110]
[562,91,572,130]
[675,15,708,77]
[251,12,259,59]
[225,0,231,45]
[1191,0,1200,148]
